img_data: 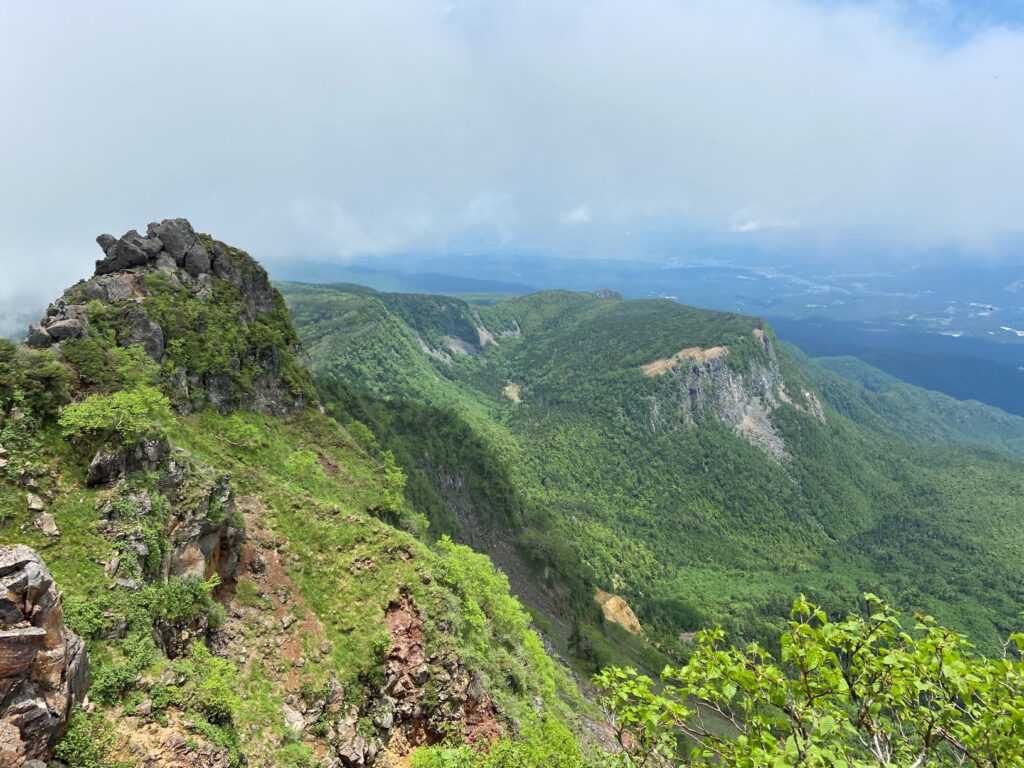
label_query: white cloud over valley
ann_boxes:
[1,0,1023,332]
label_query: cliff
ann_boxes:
[642,328,824,461]
[0,545,88,767]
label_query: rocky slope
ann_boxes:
[0,221,585,767]
[0,545,88,767]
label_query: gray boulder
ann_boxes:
[96,233,117,252]
[211,247,242,287]
[95,237,149,275]
[121,307,165,359]
[36,514,59,538]
[123,229,163,255]
[147,218,199,265]
[183,242,212,277]
[43,318,83,342]
[24,326,51,349]
[99,273,136,302]
[86,445,127,487]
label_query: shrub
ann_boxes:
[148,574,220,626]
[53,710,124,768]
[173,641,242,725]
[59,384,172,444]
[410,717,584,768]
[283,448,328,482]
[595,594,1024,767]
[0,339,73,439]
[221,413,265,449]
[435,536,529,653]
[61,337,160,391]
[62,593,107,641]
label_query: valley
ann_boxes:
[2,221,1023,766]
[282,282,1024,674]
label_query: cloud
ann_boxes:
[561,204,593,226]
[729,209,801,233]
[1,0,1023,325]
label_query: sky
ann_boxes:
[1,0,1023,336]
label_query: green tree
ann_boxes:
[594,595,1024,767]
[59,384,172,444]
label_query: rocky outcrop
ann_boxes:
[326,591,500,766]
[25,218,309,416]
[92,441,243,590]
[86,437,169,488]
[643,330,823,461]
[0,545,88,768]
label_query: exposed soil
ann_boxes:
[594,589,643,635]
[642,345,728,376]
[502,383,522,404]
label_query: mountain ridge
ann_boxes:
[0,222,588,767]
[284,281,1024,673]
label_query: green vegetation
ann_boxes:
[59,384,172,444]
[8,393,583,765]
[0,337,73,448]
[141,253,314,408]
[411,717,585,768]
[595,595,1024,767]
[803,350,1024,458]
[284,283,1024,675]
[169,408,581,727]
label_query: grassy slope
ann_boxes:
[1,265,586,765]
[283,283,1024,662]
[0,411,583,765]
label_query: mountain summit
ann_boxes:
[26,219,312,415]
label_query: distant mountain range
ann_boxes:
[273,254,1024,415]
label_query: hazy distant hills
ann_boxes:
[273,255,1024,415]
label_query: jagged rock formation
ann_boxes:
[326,591,500,766]
[26,218,311,415]
[91,438,243,596]
[0,545,88,768]
[644,329,824,461]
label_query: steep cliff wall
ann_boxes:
[643,329,824,460]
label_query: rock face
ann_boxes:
[328,591,500,766]
[26,218,310,416]
[0,545,88,768]
[643,329,824,461]
[86,437,169,488]
[91,440,243,591]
